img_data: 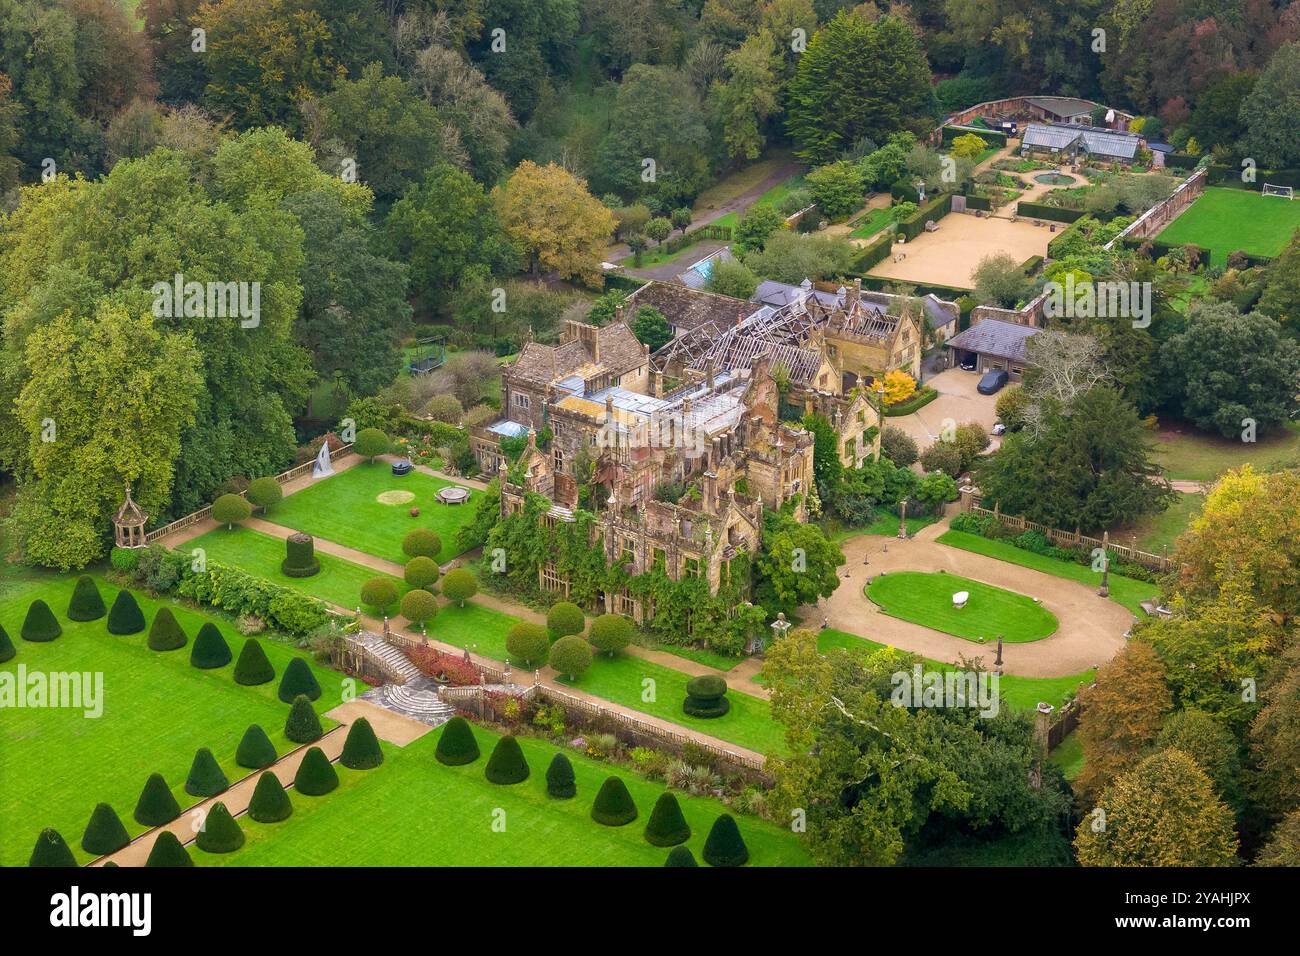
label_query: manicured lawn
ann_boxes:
[1112,492,1204,554]
[936,530,1159,616]
[816,628,1093,712]
[425,599,521,659]
[188,525,407,613]
[262,462,480,564]
[199,727,809,866]
[823,507,939,543]
[651,643,745,672]
[849,207,894,239]
[866,571,1058,643]
[1152,420,1300,481]
[0,572,352,867]
[1156,186,1300,266]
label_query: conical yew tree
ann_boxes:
[67,575,107,622]
[293,746,339,796]
[29,828,77,867]
[147,607,187,651]
[339,718,383,770]
[0,623,15,663]
[284,694,323,744]
[235,724,278,769]
[644,792,691,847]
[80,802,130,856]
[195,802,243,854]
[546,753,576,799]
[144,831,193,868]
[247,771,293,823]
[591,776,638,826]
[702,813,748,866]
[20,600,61,642]
[134,773,181,826]
[106,590,146,635]
[664,845,698,867]
[185,747,229,797]
[277,656,322,703]
[190,623,232,669]
[484,735,529,784]
[435,716,480,766]
[233,638,274,685]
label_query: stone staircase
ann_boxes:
[362,677,456,726]
[353,631,422,684]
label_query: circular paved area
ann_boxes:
[806,519,1137,677]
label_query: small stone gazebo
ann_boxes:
[113,482,149,549]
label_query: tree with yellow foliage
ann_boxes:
[493,161,617,287]
[881,369,917,406]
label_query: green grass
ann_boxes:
[823,508,939,543]
[649,643,746,672]
[849,207,894,240]
[1156,187,1300,266]
[0,572,354,867]
[263,462,480,565]
[198,726,809,866]
[1048,730,1085,782]
[425,599,521,657]
[816,628,1093,712]
[1113,492,1204,554]
[1152,420,1300,481]
[708,171,806,230]
[865,571,1058,643]
[188,525,407,613]
[936,530,1159,616]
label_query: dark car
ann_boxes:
[977,369,1009,395]
[959,356,977,371]
[391,459,414,477]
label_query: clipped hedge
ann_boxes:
[294,746,339,796]
[284,694,323,744]
[195,802,244,853]
[147,607,187,651]
[233,638,275,685]
[435,716,480,766]
[665,845,699,867]
[702,813,749,866]
[942,124,1007,148]
[278,657,322,703]
[1015,201,1085,223]
[236,724,278,769]
[340,717,384,770]
[21,599,62,642]
[683,675,730,718]
[644,792,691,847]
[281,533,320,578]
[591,775,638,826]
[29,828,77,867]
[0,624,14,663]
[190,622,232,669]
[67,575,107,621]
[177,559,329,637]
[248,771,293,823]
[184,747,229,798]
[484,735,529,785]
[144,830,193,867]
[895,193,953,242]
[106,590,146,635]
[134,772,181,826]
[546,753,576,799]
[81,803,130,856]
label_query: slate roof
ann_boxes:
[945,319,1039,362]
[624,280,753,335]
[1026,96,1098,119]
[506,322,646,388]
[860,291,959,330]
[754,279,843,310]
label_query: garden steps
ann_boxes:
[361,677,456,727]
[351,631,423,683]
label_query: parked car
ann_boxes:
[391,459,414,476]
[977,369,1009,395]
[959,356,977,371]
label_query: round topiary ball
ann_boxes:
[281,532,320,578]
[360,577,399,614]
[644,792,691,847]
[293,746,339,796]
[591,775,638,826]
[106,590,146,635]
[195,802,244,854]
[277,656,322,703]
[402,527,443,560]
[284,694,323,744]
[246,476,283,512]
[484,735,530,785]
[339,717,384,770]
[211,493,252,529]
[191,623,232,669]
[236,724,278,769]
[702,812,749,866]
[21,599,62,643]
[247,771,293,823]
[506,621,549,667]
[403,556,440,589]
[548,634,593,680]
[546,753,576,799]
[546,601,585,639]
[67,575,107,622]
[441,567,478,606]
[354,427,390,460]
[683,674,730,718]
[147,607,187,651]
[144,830,193,868]
[233,638,275,685]
[400,588,438,626]
[589,613,634,656]
[435,716,480,766]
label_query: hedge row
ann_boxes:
[895,193,954,242]
[962,194,993,211]
[1015,201,1086,223]
[883,387,939,418]
[941,124,1007,148]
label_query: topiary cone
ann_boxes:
[29,828,77,867]
[702,813,749,866]
[591,775,638,826]
[147,607,187,651]
[0,623,15,663]
[144,831,193,868]
[20,600,61,642]
[195,802,243,854]
[233,638,274,685]
[134,772,181,826]
[106,590,146,635]
[247,771,293,823]
[81,802,131,856]
[185,747,229,797]
[546,753,576,799]
[191,623,232,669]
[484,734,529,784]
[284,694,323,744]
[67,575,107,621]
[435,716,480,766]
[665,845,698,867]
[644,792,691,846]
[293,746,339,796]
[339,717,383,770]
[277,656,321,703]
[235,724,278,769]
